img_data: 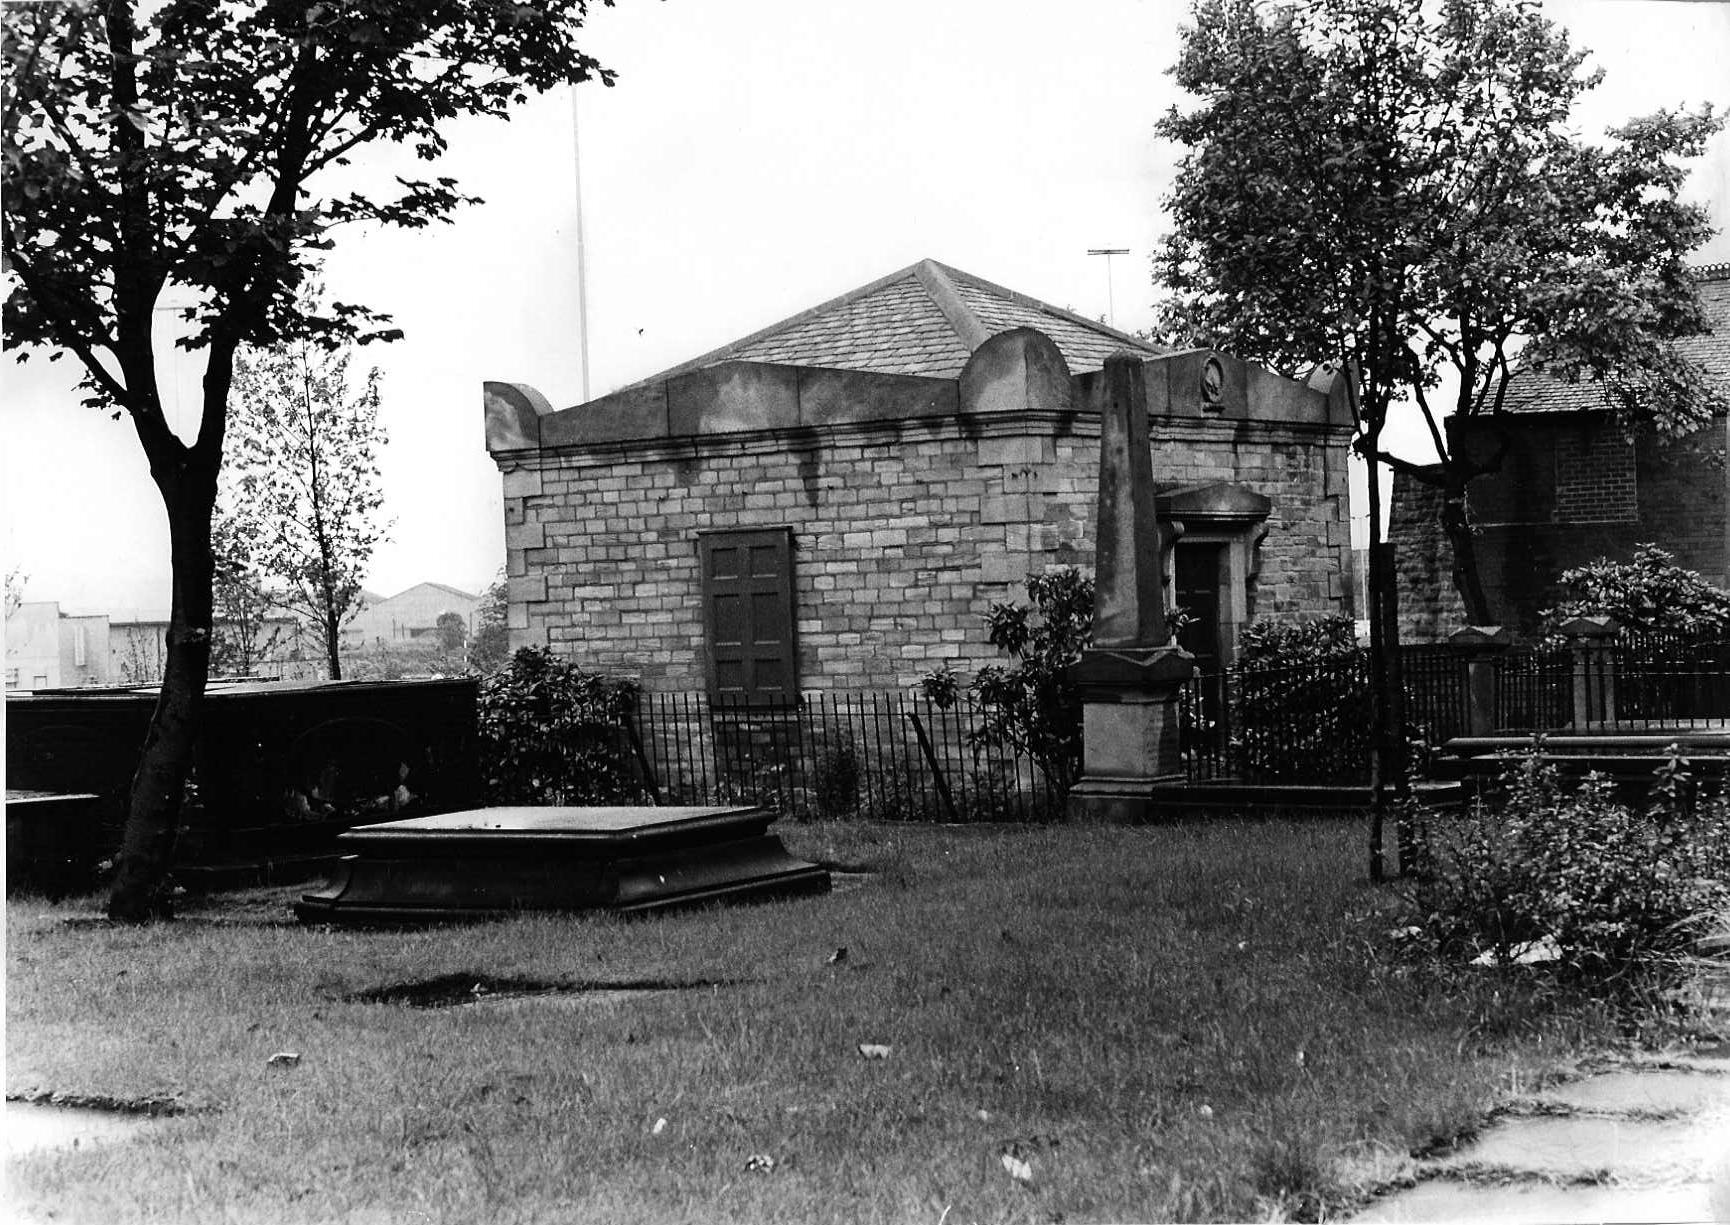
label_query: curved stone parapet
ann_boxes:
[959,328,1074,416]
[483,381,555,453]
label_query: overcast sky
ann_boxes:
[4,0,1728,615]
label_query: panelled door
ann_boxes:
[698,528,796,701]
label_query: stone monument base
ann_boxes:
[1068,644,1193,824]
[1068,773,1187,825]
[294,805,830,925]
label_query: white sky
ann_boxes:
[3,0,1728,615]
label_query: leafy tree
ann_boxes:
[4,566,25,618]
[1157,0,1723,874]
[2,0,616,920]
[1159,0,1723,625]
[221,324,389,679]
[208,510,284,677]
[435,610,467,654]
[467,574,510,673]
[1543,543,1730,637]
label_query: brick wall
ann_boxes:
[1553,430,1637,524]
[1391,414,1728,638]
[504,412,1354,692]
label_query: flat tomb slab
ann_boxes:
[295,805,829,925]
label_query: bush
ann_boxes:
[920,567,1093,797]
[1233,615,1366,783]
[1238,614,1357,665]
[1543,543,1730,637]
[1409,745,1730,979]
[476,646,647,805]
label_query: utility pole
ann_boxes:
[1087,248,1129,330]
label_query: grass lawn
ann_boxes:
[4,817,1659,1224]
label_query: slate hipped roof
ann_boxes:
[624,259,1164,390]
[1499,262,1730,415]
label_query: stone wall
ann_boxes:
[501,408,1353,693]
[1388,474,1466,641]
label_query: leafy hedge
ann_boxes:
[476,647,647,805]
[1233,615,1367,783]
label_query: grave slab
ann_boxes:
[295,805,829,925]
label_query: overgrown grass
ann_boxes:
[5,819,1653,1223]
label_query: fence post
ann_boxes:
[1447,625,1513,738]
[1559,616,1620,730]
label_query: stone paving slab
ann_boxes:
[1352,1058,1730,1224]
[1527,1067,1730,1115]
[1430,1114,1707,1182]
[1352,1179,1717,1224]
[4,1101,162,1157]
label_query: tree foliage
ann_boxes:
[219,324,390,679]
[208,511,285,677]
[2,0,616,919]
[1157,0,1725,621]
[467,573,510,673]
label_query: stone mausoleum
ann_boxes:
[484,260,1357,696]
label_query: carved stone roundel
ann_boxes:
[1201,356,1225,409]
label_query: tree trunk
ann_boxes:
[325,604,342,680]
[1365,461,1389,883]
[1440,470,1493,625]
[107,463,218,921]
[1363,454,1409,883]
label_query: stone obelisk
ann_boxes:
[1067,352,1194,823]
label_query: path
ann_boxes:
[1352,1045,1730,1223]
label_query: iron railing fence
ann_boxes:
[1492,646,1573,733]
[1182,653,1376,785]
[624,691,1066,822]
[536,635,1730,809]
[1401,645,1472,747]
[1611,633,1730,729]
[1489,634,1730,733]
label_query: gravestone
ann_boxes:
[1067,352,1195,822]
[295,805,829,925]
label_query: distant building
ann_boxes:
[5,602,111,691]
[342,583,481,652]
[109,610,313,683]
[1392,262,1730,638]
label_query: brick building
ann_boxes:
[485,259,1357,696]
[1392,262,1730,638]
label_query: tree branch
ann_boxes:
[4,244,134,410]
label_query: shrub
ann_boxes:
[1238,614,1357,665]
[476,646,647,805]
[1542,543,1730,637]
[920,567,1093,797]
[810,733,862,818]
[1409,744,1730,979]
[1233,615,1366,783]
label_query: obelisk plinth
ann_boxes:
[1067,352,1195,823]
